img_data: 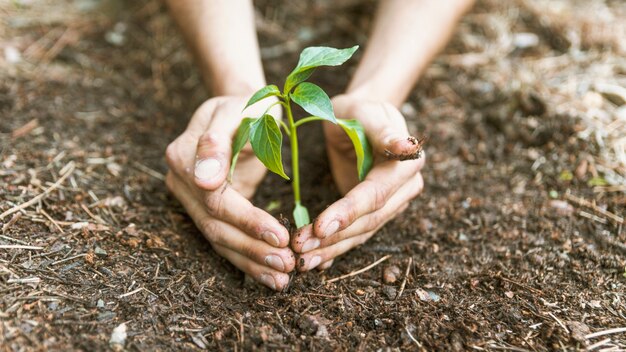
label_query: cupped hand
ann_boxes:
[166,96,294,291]
[292,94,425,271]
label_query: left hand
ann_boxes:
[291,94,426,271]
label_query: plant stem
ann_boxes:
[293,116,328,128]
[284,96,301,205]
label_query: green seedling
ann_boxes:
[230,46,373,229]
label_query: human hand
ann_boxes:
[292,94,425,271]
[166,96,295,290]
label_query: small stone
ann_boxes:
[416,288,440,302]
[567,321,590,342]
[355,289,366,296]
[589,300,602,308]
[109,323,127,351]
[298,315,329,336]
[382,285,397,300]
[383,265,401,284]
[4,46,21,64]
[505,291,514,298]
[95,247,107,256]
[513,32,539,49]
[548,200,574,216]
[419,218,433,233]
[575,159,588,180]
[416,288,430,301]
[97,299,105,309]
[103,196,126,208]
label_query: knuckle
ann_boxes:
[240,243,258,260]
[165,142,180,168]
[199,219,220,243]
[203,193,223,216]
[370,182,389,210]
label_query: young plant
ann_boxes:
[230,46,373,229]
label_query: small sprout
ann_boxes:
[231,46,372,228]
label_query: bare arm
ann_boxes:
[165,0,266,96]
[348,0,474,106]
[164,1,294,291]
[295,0,474,271]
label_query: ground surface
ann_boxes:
[1,0,626,350]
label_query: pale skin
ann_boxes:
[165,0,474,290]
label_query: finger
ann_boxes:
[356,102,423,159]
[212,244,290,291]
[197,217,295,273]
[295,174,422,253]
[171,171,290,247]
[194,101,247,190]
[297,232,375,272]
[317,259,334,271]
[313,161,419,239]
[291,224,320,253]
[168,172,294,272]
[193,131,232,190]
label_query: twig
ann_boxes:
[396,257,413,300]
[565,192,624,225]
[0,245,43,250]
[51,253,86,265]
[587,338,611,351]
[133,162,165,181]
[585,327,626,340]
[325,255,391,284]
[40,209,65,234]
[0,234,28,245]
[118,287,144,299]
[1,213,23,233]
[0,162,75,220]
[405,325,422,347]
[500,277,543,296]
[548,312,569,334]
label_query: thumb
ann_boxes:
[358,102,423,160]
[194,131,231,191]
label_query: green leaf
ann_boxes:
[337,119,373,181]
[229,117,256,181]
[290,82,337,124]
[249,114,289,180]
[293,202,310,228]
[588,176,608,187]
[284,46,358,93]
[243,85,280,111]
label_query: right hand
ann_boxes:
[165,96,295,291]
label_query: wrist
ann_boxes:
[345,75,414,108]
[210,75,266,97]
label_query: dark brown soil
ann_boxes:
[1,0,625,350]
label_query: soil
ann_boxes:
[1,0,625,350]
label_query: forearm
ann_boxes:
[165,0,265,96]
[347,0,474,106]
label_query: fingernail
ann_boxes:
[301,238,320,252]
[308,256,322,270]
[194,158,221,181]
[262,231,280,247]
[258,273,276,290]
[321,220,340,238]
[264,255,285,272]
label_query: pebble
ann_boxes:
[109,323,127,351]
[548,200,574,216]
[382,265,401,284]
[382,285,397,300]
